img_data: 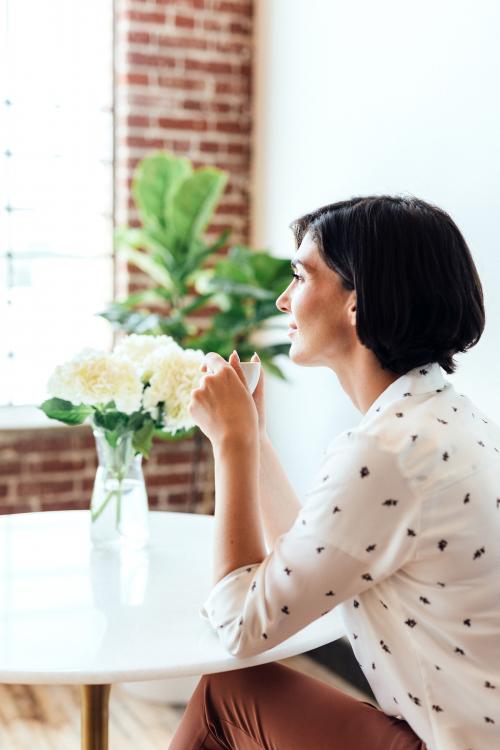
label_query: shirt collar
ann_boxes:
[359,361,446,425]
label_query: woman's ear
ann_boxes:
[347,292,357,326]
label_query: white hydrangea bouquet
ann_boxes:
[40,334,205,548]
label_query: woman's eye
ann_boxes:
[291,272,303,282]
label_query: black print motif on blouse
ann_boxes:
[382,499,398,506]
[360,466,370,478]
[473,547,485,560]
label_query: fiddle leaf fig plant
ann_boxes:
[100,150,292,383]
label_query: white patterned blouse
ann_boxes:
[202,361,500,750]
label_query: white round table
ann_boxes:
[0,510,346,748]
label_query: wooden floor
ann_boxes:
[0,656,372,749]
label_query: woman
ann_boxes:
[170,196,499,750]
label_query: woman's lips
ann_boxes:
[287,327,297,336]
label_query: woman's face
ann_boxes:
[275,231,357,368]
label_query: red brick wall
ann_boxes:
[0,0,254,516]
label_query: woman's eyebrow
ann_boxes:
[291,259,314,272]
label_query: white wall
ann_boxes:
[251,0,500,500]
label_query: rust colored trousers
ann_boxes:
[169,661,427,750]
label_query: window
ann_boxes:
[0,0,114,408]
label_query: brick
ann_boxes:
[213,1,252,13]
[185,59,233,76]
[37,459,87,473]
[0,484,9,498]
[120,73,150,86]
[158,34,207,51]
[158,116,207,131]
[127,52,177,69]
[215,119,251,134]
[155,451,196,466]
[18,480,75,498]
[203,19,222,32]
[126,31,151,44]
[126,136,165,148]
[229,21,251,35]
[200,141,220,153]
[146,473,192,488]
[0,461,22,476]
[125,10,166,24]
[127,115,150,128]
[175,14,195,29]
[3,503,32,515]
[158,76,206,91]
[215,80,250,95]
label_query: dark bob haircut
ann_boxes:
[290,195,485,375]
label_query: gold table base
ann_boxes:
[80,684,111,750]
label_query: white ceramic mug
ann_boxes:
[206,360,261,394]
[238,361,261,394]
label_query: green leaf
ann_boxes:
[114,226,178,277]
[40,398,93,425]
[167,167,228,249]
[92,410,130,449]
[132,152,192,231]
[120,246,175,292]
[132,419,156,458]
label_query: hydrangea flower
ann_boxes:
[47,348,143,414]
[143,346,205,433]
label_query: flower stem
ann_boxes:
[91,489,118,523]
[116,478,123,528]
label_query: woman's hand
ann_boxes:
[201,351,268,439]
[189,351,259,448]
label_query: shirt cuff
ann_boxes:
[200,562,261,627]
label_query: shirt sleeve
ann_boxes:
[202,431,422,658]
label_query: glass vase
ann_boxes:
[90,428,150,549]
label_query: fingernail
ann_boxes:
[232,349,240,360]
[252,351,260,361]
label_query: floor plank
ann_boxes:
[0,657,375,748]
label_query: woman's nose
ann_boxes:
[275,290,290,313]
